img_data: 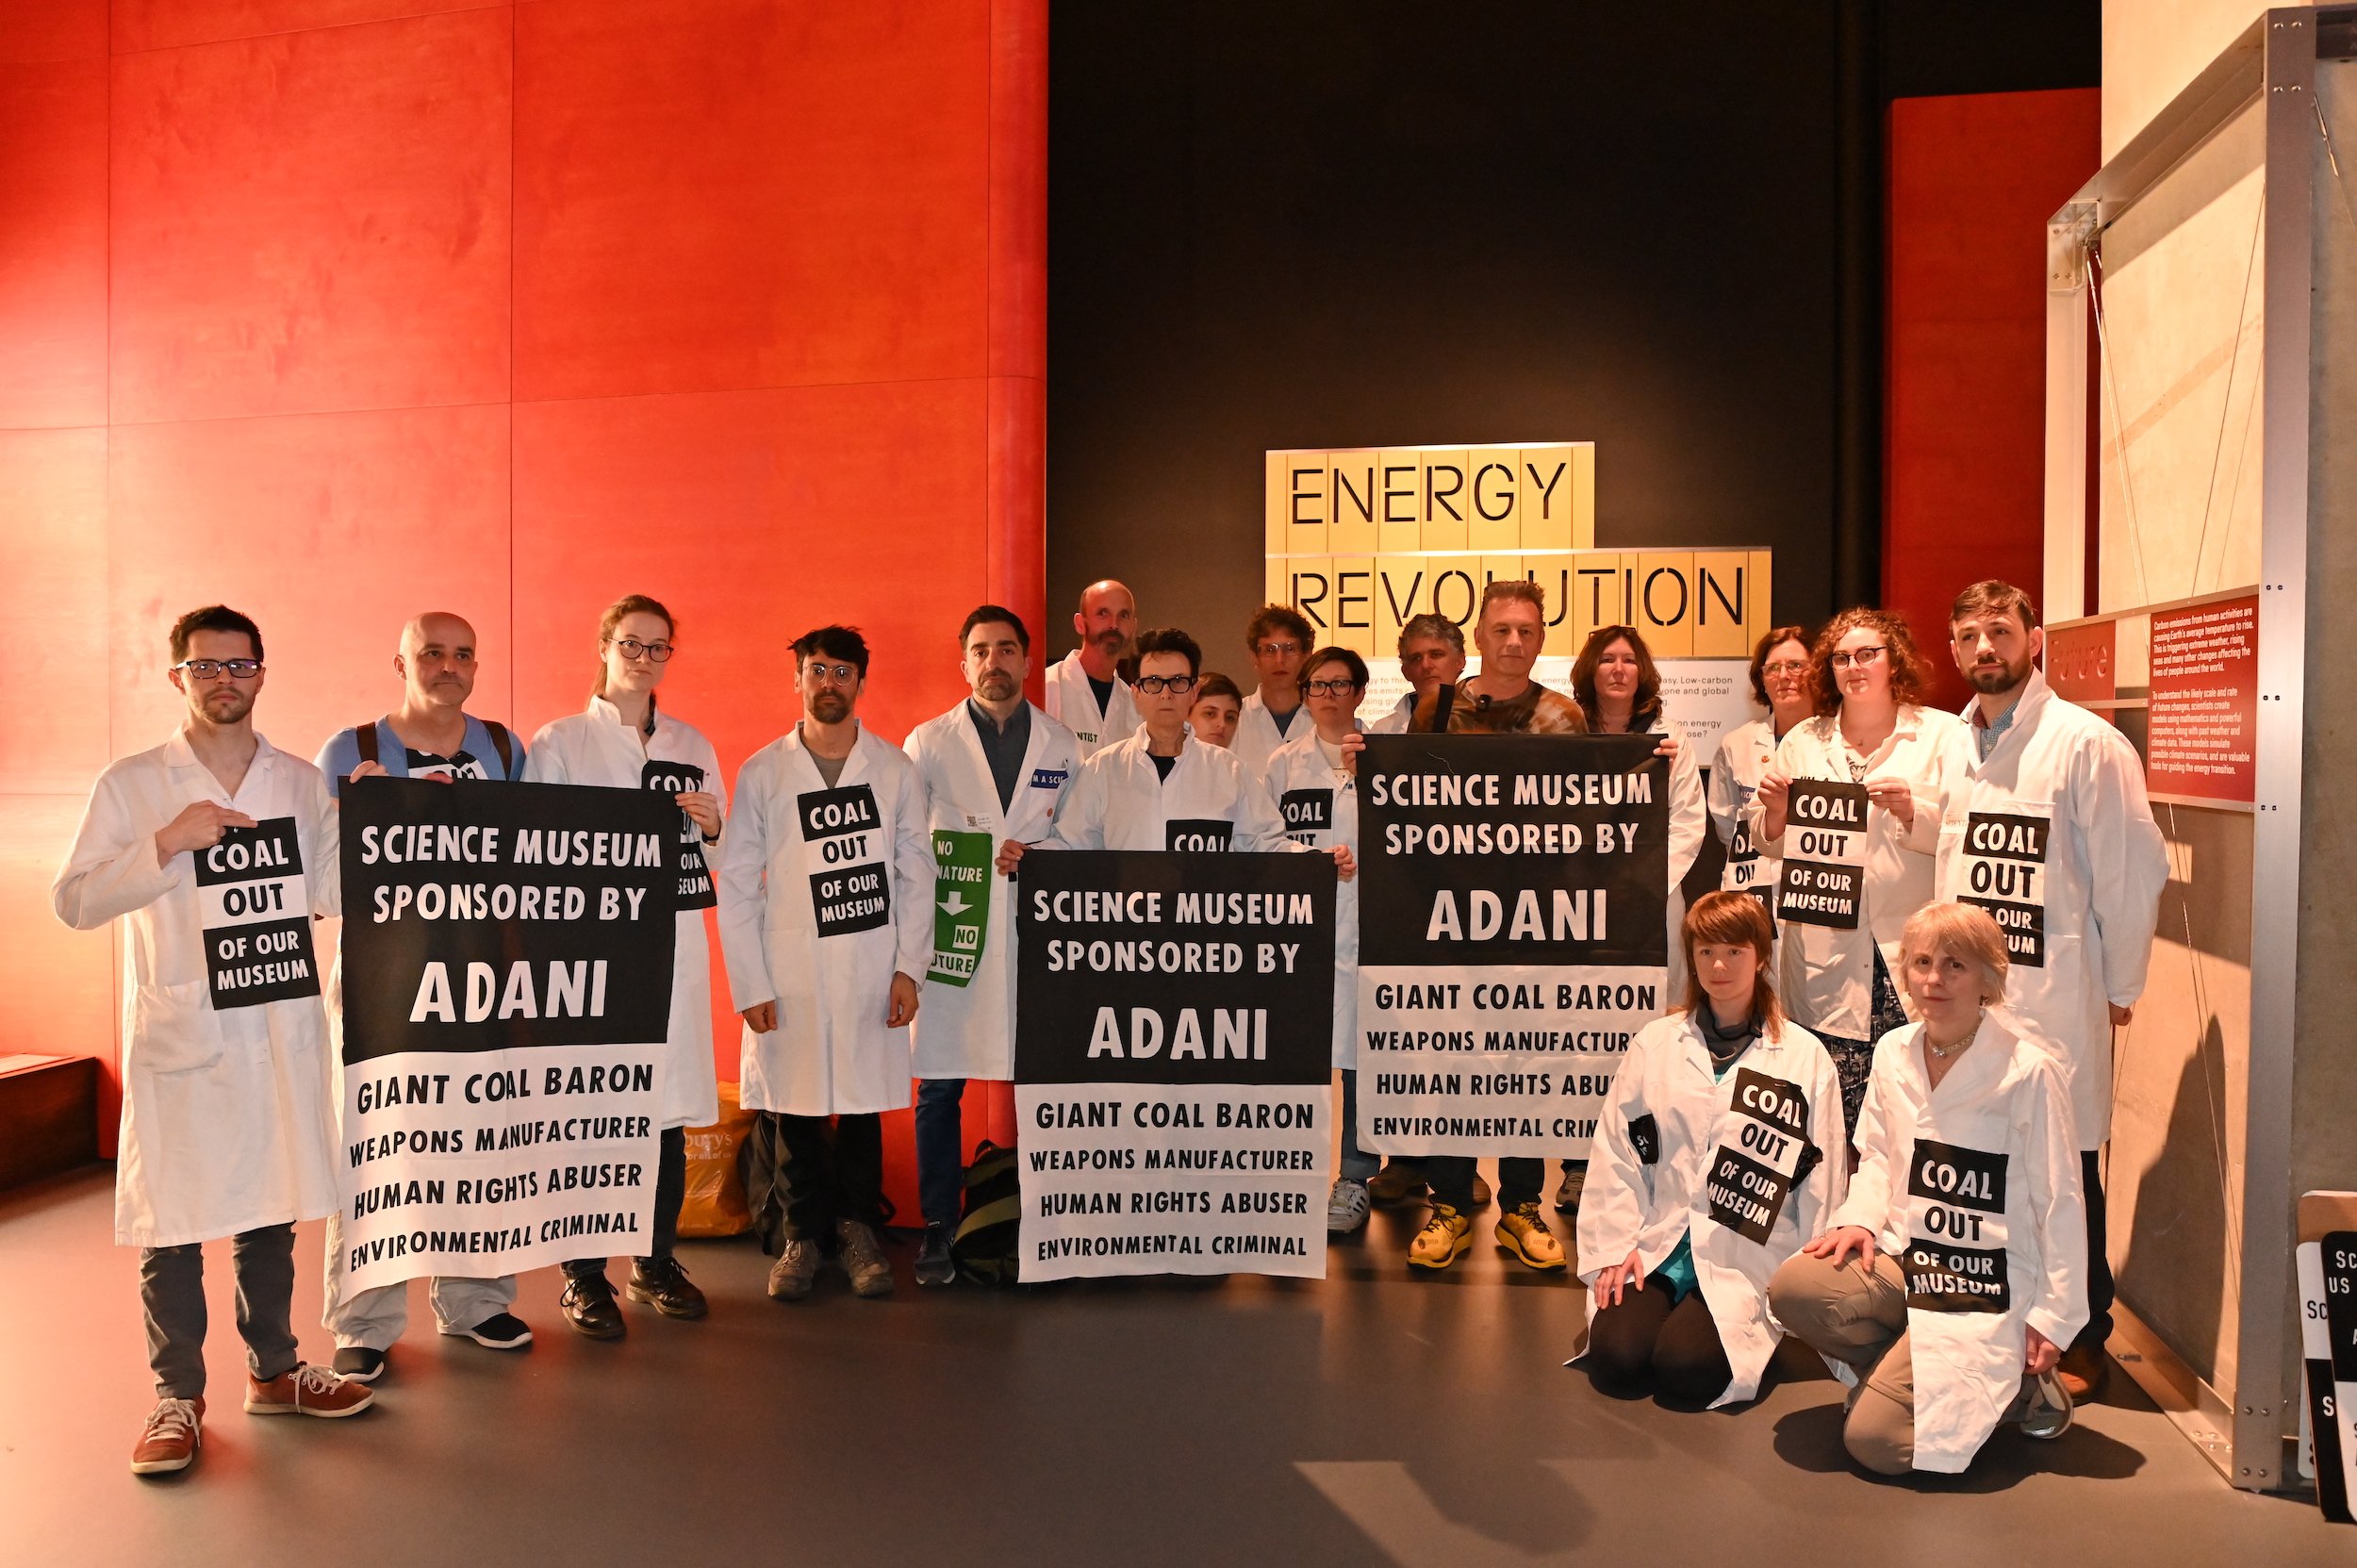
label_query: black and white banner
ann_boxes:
[1956,806,2050,967]
[1775,780,1871,930]
[640,759,717,911]
[1355,733,1669,1158]
[334,779,676,1297]
[1901,1137,2011,1313]
[1702,1068,1815,1244]
[196,817,321,1009]
[1015,850,1335,1279]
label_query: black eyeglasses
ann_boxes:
[1303,679,1363,696]
[1134,674,1197,695]
[606,637,675,663]
[174,659,261,680]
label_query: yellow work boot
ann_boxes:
[1494,1201,1567,1270]
[1407,1203,1473,1270]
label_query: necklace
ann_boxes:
[1924,1015,1980,1059]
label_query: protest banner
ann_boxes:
[1015,850,1335,1279]
[1356,732,1668,1159]
[334,778,675,1297]
[1774,779,1871,930]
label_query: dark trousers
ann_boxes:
[1428,1155,1542,1212]
[564,1125,685,1281]
[772,1111,886,1239]
[914,1078,968,1229]
[140,1223,299,1399]
[1586,1279,1735,1404]
[2081,1149,2115,1349]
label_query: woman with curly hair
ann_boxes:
[1745,608,1970,1139]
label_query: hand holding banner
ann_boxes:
[1775,779,1871,930]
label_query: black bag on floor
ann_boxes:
[739,1111,790,1257]
[954,1141,1022,1285]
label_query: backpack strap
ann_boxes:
[483,719,516,778]
[353,720,382,769]
[1428,683,1456,734]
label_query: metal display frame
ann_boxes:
[2043,9,2316,1492]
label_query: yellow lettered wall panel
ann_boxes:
[1267,556,1294,619]
[1568,444,1596,549]
[1374,553,1426,653]
[1465,449,1521,551]
[1327,452,1378,554]
[1568,552,1624,648]
[1426,556,1483,628]
[1282,452,1327,555]
[1690,551,1754,657]
[1515,445,1578,549]
[1264,450,1292,558]
[1746,550,1775,641]
[1376,450,1422,553]
[1634,553,1695,656]
[1328,556,1376,651]
[1419,449,1469,552]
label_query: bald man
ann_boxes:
[313,612,532,1382]
[1043,579,1142,758]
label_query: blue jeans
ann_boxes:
[915,1078,968,1228]
[1337,1070,1380,1182]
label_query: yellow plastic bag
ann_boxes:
[677,1081,758,1238]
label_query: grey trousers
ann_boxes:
[140,1224,300,1400]
[321,1208,517,1349]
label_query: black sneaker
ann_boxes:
[446,1311,533,1350]
[915,1222,956,1288]
[332,1345,387,1383]
[626,1256,709,1319]
[559,1277,626,1340]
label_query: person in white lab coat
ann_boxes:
[1030,627,1291,853]
[720,624,934,1303]
[902,605,1080,1286]
[1577,892,1846,1407]
[1706,625,1815,911]
[315,611,535,1380]
[1940,580,2168,1399]
[1261,649,1370,1233]
[1042,578,1140,758]
[1366,613,1468,737]
[1554,624,1706,1216]
[1750,608,1971,1139]
[1230,603,1313,774]
[524,594,726,1338]
[1185,672,1244,750]
[55,605,373,1477]
[1770,901,2084,1476]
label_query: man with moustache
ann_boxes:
[313,612,532,1380]
[1938,580,2168,1398]
[1044,579,1141,758]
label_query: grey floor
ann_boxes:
[1,1164,2346,1567]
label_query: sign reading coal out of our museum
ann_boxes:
[333,778,676,1299]
[1356,733,1669,1160]
[196,817,321,1009]
[1774,781,1871,930]
[1015,851,1336,1280]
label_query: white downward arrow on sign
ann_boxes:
[940,891,971,915]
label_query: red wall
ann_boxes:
[1884,89,2099,712]
[0,0,1044,1213]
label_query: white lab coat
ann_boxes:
[1750,706,1972,1041]
[1043,651,1140,759]
[1644,715,1709,996]
[524,698,725,1131]
[1050,730,1290,852]
[719,725,934,1115]
[1832,1015,2085,1472]
[1263,728,1360,1067]
[1708,716,1783,900]
[1367,692,1418,735]
[1937,671,2169,1147]
[1232,689,1311,776]
[54,733,341,1248]
[903,701,1080,1081]
[1577,1011,1849,1404]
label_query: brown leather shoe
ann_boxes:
[2056,1340,2108,1400]
[1365,1163,1429,1206]
[244,1362,374,1418]
[130,1396,203,1474]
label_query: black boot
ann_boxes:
[626,1256,708,1319]
[560,1274,626,1339]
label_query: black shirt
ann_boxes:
[1149,752,1178,782]
[966,700,1031,813]
[1086,674,1115,717]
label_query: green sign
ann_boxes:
[929,830,993,987]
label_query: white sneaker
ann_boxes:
[1327,1177,1372,1235]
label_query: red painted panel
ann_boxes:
[1884,89,2099,711]
[0,55,107,427]
[987,0,1045,384]
[513,0,990,403]
[113,1,500,55]
[107,404,514,764]
[0,429,109,792]
[0,794,119,1144]
[108,8,511,425]
[0,0,107,63]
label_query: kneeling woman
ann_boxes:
[1768,901,2082,1475]
[1576,892,1847,1405]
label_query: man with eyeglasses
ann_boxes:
[903,606,1080,1285]
[1937,579,2167,1399]
[1369,613,1468,735]
[1044,579,1142,759]
[1232,603,1314,774]
[1012,628,1287,854]
[720,626,936,1302]
[56,605,374,1477]
[310,612,532,1380]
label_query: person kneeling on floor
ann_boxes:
[1576,891,1847,1405]
[1768,901,2083,1476]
